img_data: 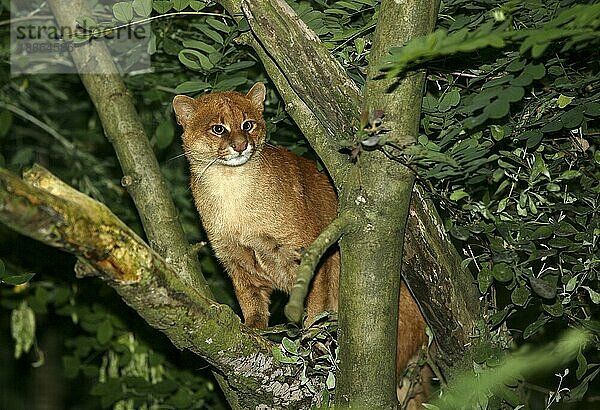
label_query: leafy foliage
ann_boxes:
[373,0,600,407]
[265,312,338,406]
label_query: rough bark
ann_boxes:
[404,188,479,376]
[47,0,209,295]
[334,1,442,406]
[242,0,360,142]
[0,165,318,409]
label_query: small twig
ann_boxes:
[190,241,207,254]
[285,210,357,323]
[426,348,447,388]
[0,101,74,150]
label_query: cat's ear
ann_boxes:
[246,82,266,111]
[172,95,197,129]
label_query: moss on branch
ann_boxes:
[0,165,319,408]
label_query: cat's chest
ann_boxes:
[193,172,258,235]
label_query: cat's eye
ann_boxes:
[241,120,255,132]
[211,124,226,135]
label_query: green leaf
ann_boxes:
[561,107,584,129]
[153,1,172,13]
[182,40,217,54]
[281,337,298,355]
[189,1,204,11]
[490,125,505,141]
[224,61,256,72]
[97,320,114,344]
[500,86,525,103]
[555,221,577,237]
[584,102,600,116]
[198,27,223,44]
[548,237,571,249]
[438,89,461,112]
[0,110,13,138]
[523,316,548,339]
[506,59,525,72]
[529,153,550,183]
[557,169,581,180]
[11,301,35,359]
[272,346,298,364]
[497,197,509,212]
[511,286,530,306]
[78,16,99,32]
[178,49,213,71]
[113,2,134,22]
[175,81,210,93]
[213,77,247,91]
[449,189,469,201]
[529,276,556,299]
[1,271,36,285]
[541,120,562,133]
[169,388,194,408]
[522,63,545,80]
[478,265,493,294]
[566,275,578,292]
[524,129,543,148]
[155,120,174,149]
[489,307,512,327]
[492,262,513,282]
[542,300,564,317]
[207,18,230,33]
[172,0,191,11]
[484,98,509,119]
[557,94,574,108]
[326,372,336,389]
[581,286,600,304]
[576,350,587,380]
[132,0,152,16]
[450,225,470,241]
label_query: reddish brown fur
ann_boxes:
[173,83,431,406]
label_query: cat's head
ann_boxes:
[173,82,267,169]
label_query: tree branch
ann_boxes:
[242,0,360,141]
[285,210,357,323]
[233,0,479,387]
[403,187,479,375]
[47,0,209,295]
[0,165,319,409]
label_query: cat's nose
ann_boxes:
[230,140,248,153]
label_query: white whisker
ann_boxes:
[198,158,218,179]
[167,152,187,161]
